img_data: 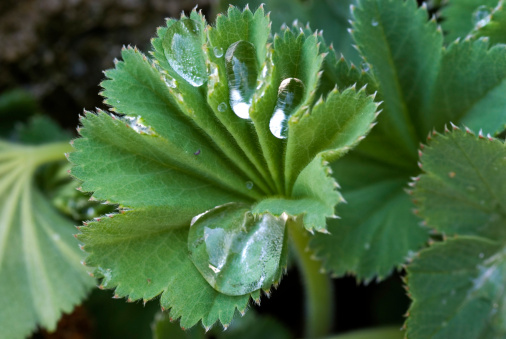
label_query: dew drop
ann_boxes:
[246,181,254,190]
[479,252,485,259]
[269,78,305,139]
[225,40,258,119]
[213,46,224,58]
[361,62,370,72]
[473,6,491,29]
[162,18,207,87]
[162,75,176,88]
[52,233,61,241]
[441,298,447,305]
[371,18,379,27]
[217,102,227,112]
[364,243,370,250]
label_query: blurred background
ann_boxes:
[1,0,409,337]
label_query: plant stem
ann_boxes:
[287,217,333,338]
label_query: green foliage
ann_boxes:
[406,129,506,338]
[0,116,94,339]
[310,0,506,282]
[71,5,378,331]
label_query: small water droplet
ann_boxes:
[479,252,485,259]
[52,233,60,241]
[213,46,224,58]
[371,18,379,27]
[225,40,258,119]
[218,102,227,112]
[441,321,447,327]
[450,289,456,296]
[441,298,447,305]
[269,78,305,139]
[162,75,176,88]
[162,18,207,87]
[364,243,370,250]
[246,181,254,190]
[361,62,370,72]
[116,100,120,103]
[473,6,491,29]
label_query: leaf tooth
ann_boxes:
[263,288,271,298]
[418,149,423,158]
[253,297,261,306]
[487,134,494,141]
[417,161,423,169]
[411,175,420,182]
[318,228,331,234]
[404,188,413,195]
[329,215,341,220]
[444,124,450,133]
[478,129,485,139]
[204,325,212,333]
[223,323,230,331]
[98,284,105,290]
[450,121,459,130]
[465,126,474,134]
[407,181,416,188]
[88,272,94,278]
[79,244,85,251]
[113,294,120,299]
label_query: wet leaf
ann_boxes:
[188,204,288,296]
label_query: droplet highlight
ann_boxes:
[217,102,227,112]
[225,40,258,119]
[371,18,379,27]
[269,78,305,139]
[246,181,254,190]
[473,6,491,29]
[162,19,207,87]
[213,46,224,58]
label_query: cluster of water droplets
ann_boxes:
[116,115,155,135]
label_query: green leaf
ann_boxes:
[351,0,442,155]
[413,129,506,239]
[428,39,506,135]
[188,203,288,295]
[406,130,506,338]
[312,0,506,281]
[327,326,404,339]
[0,140,94,339]
[77,209,256,330]
[439,0,499,43]
[215,0,360,65]
[73,6,379,329]
[253,155,343,233]
[472,1,506,45]
[406,237,506,339]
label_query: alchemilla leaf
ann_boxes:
[406,130,506,338]
[0,130,94,338]
[71,5,378,329]
[311,0,506,282]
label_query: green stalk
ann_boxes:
[27,142,73,168]
[287,217,333,338]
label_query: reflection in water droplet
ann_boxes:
[246,181,254,190]
[162,19,207,87]
[371,18,379,27]
[225,41,258,119]
[361,62,370,72]
[213,46,224,58]
[269,78,305,139]
[217,102,227,112]
[188,204,287,295]
[473,6,491,28]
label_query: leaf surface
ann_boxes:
[406,130,506,338]
[0,140,94,339]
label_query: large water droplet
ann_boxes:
[225,41,258,119]
[162,19,207,87]
[269,78,305,139]
[188,204,287,295]
[473,6,491,29]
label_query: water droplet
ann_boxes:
[120,115,155,135]
[371,18,379,27]
[269,78,305,139]
[225,40,258,119]
[52,233,60,241]
[361,62,370,72]
[479,252,485,259]
[364,243,370,250]
[441,298,447,305]
[450,289,456,296]
[473,6,491,29]
[188,204,287,295]
[217,102,227,112]
[246,181,254,190]
[116,100,120,103]
[162,18,207,87]
[213,46,224,58]
[441,321,447,327]
[162,75,176,88]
